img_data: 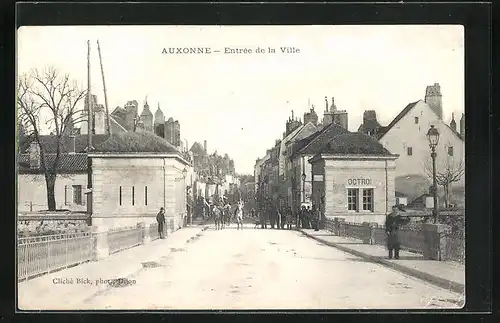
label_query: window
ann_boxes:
[132,186,135,206]
[347,188,358,211]
[72,185,82,205]
[362,189,374,212]
[415,117,419,124]
[407,147,413,156]
[145,186,148,205]
[119,186,122,206]
[448,146,454,156]
[64,185,68,205]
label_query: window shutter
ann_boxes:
[64,185,68,205]
[69,185,74,205]
[82,185,86,206]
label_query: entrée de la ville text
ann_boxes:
[161,47,300,55]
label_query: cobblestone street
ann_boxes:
[79,223,463,310]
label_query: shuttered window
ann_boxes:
[145,186,148,205]
[64,185,68,205]
[119,186,122,206]
[132,186,135,206]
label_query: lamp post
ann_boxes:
[182,168,188,226]
[426,125,440,224]
[301,172,306,203]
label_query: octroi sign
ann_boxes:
[347,178,372,186]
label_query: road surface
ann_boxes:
[81,223,464,310]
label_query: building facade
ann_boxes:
[377,100,465,204]
[310,132,398,225]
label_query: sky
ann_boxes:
[17,25,464,174]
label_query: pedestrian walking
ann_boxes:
[385,205,407,259]
[286,206,293,229]
[156,207,166,239]
[312,205,320,231]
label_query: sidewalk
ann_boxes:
[18,225,208,310]
[300,229,465,294]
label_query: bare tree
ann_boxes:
[18,67,87,211]
[424,156,465,207]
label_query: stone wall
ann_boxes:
[18,219,89,237]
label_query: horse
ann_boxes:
[213,205,223,230]
[234,201,244,230]
[223,204,232,227]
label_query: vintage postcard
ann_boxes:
[16,25,465,310]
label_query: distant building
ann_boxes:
[425,83,443,120]
[377,99,465,203]
[165,117,181,147]
[322,96,348,130]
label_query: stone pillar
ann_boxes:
[362,222,372,244]
[422,223,450,260]
[92,225,109,261]
[139,222,151,244]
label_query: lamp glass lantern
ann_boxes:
[301,173,306,182]
[426,125,440,149]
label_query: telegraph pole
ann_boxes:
[97,40,112,135]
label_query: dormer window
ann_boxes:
[415,117,419,124]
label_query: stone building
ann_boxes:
[377,99,465,204]
[165,117,181,147]
[290,123,350,211]
[310,132,398,225]
[88,131,189,230]
[425,83,443,120]
[17,134,109,212]
[322,96,348,130]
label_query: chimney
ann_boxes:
[324,96,328,111]
[29,141,40,169]
[450,113,457,132]
[204,140,207,154]
[331,97,336,112]
[69,135,76,154]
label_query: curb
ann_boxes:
[300,230,465,295]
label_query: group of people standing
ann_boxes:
[256,199,320,231]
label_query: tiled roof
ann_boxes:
[18,153,88,174]
[317,132,392,156]
[291,123,349,159]
[19,135,110,154]
[93,131,180,153]
[377,100,420,139]
[190,142,205,155]
[110,115,131,131]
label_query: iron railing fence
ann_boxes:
[149,223,160,241]
[107,225,143,255]
[17,231,93,281]
[339,222,365,241]
[444,229,465,264]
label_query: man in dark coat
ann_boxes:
[385,205,406,259]
[156,207,166,239]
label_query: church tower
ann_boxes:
[425,83,443,120]
[140,98,154,133]
[154,103,165,138]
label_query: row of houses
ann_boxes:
[255,84,465,225]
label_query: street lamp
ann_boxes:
[301,172,306,203]
[426,125,440,224]
[182,168,188,226]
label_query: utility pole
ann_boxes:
[87,40,93,151]
[97,40,112,135]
